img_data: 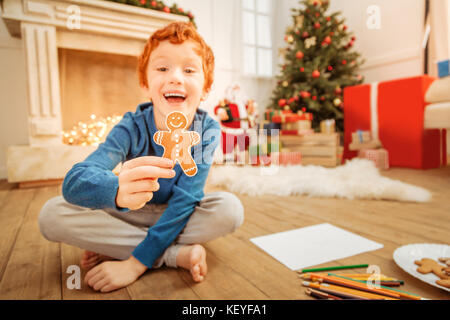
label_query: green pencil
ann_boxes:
[299,264,369,273]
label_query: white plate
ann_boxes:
[393,243,450,293]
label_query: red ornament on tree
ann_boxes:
[278,99,287,107]
[300,91,311,98]
[302,31,309,38]
[300,67,305,72]
[327,65,333,71]
[342,60,347,65]
[312,70,320,78]
[296,51,304,59]
[320,96,326,101]
[163,6,170,13]
[140,0,146,5]
[151,0,156,6]
[312,96,317,101]
[326,17,331,22]
[323,36,331,45]
[335,87,342,95]
[314,22,321,29]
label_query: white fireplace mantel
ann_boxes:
[2,0,188,183]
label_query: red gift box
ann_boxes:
[343,75,446,169]
[358,148,389,170]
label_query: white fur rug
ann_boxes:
[208,159,431,202]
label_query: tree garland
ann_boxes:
[106,0,196,27]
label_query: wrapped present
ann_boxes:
[351,130,371,143]
[438,59,450,78]
[270,151,302,166]
[282,120,312,131]
[272,112,313,123]
[320,119,335,133]
[358,148,389,170]
[343,75,445,169]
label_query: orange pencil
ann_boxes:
[308,274,401,299]
[302,281,398,300]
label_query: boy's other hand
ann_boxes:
[115,156,175,210]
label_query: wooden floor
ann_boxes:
[0,166,449,300]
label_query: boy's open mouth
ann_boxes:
[164,92,187,104]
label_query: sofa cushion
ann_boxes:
[424,102,450,129]
[425,77,450,103]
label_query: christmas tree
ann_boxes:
[268,0,364,132]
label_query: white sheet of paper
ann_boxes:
[250,223,383,270]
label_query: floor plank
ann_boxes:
[0,187,60,299]
[127,267,200,300]
[0,188,36,288]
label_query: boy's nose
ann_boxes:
[168,68,184,85]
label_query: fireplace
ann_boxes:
[2,0,188,185]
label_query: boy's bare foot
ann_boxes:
[176,244,207,282]
[81,250,115,270]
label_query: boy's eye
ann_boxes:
[157,67,168,72]
[185,68,195,74]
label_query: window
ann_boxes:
[242,0,273,77]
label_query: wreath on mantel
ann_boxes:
[106,0,196,27]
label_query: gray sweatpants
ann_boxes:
[38,192,244,268]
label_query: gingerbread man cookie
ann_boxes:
[153,111,200,177]
[414,258,450,288]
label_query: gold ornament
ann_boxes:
[333,98,342,106]
[304,36,316,49]
[286,35,294,43]
[282,81,289,87]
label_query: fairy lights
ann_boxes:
[62,114,122,146]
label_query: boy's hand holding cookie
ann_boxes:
[115,156,176,210]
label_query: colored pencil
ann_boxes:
[308,274,401,298]
[305,288,343,300]
[329,274,425,300]
[302,281,398,300]
[299,264,369,273]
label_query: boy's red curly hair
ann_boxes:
[138,21,215,92]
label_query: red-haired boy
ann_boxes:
[39,22,244,293]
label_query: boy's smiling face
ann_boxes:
[142,40,208,130]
